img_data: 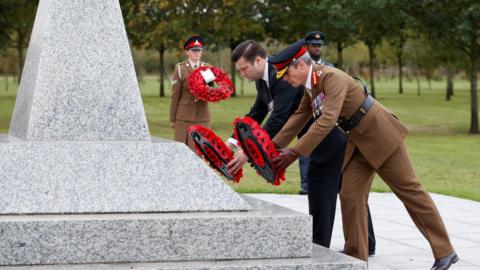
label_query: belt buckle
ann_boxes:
[336,122,349,135]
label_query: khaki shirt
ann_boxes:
[170,61,210,123]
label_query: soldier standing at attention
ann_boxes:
[269,40,458,270]
[170,35,210,151]
[304,31,334,67]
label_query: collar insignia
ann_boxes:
[312,72,318,89]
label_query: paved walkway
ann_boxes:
[247,193,480,270]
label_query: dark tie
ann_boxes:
[194,64,198,69]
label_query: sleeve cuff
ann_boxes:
[227,138,239,149]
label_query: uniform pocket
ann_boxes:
[179,99,192,105]
[175,104,195,120]
[353,102,380,134]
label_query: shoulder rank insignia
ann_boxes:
[177,64,182,79]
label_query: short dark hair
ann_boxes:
[231,40,267,64]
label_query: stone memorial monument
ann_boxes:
[0,0,365,269]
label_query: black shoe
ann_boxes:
[431,253,459,270]
[299,190,308,195]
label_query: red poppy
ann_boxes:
[186,66,234,102]
[233,116,286,186]
[188,125,242,183]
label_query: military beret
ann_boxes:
[268,39,307,79]
[305,31,326,45]
[184,35,204,51]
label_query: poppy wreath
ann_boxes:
[188,125,242,183]
[186,66,234,102]
[232,116,286,186]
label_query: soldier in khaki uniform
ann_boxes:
[170,35,210,151]
[268,40,458,270]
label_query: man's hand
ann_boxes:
[272,147,301,171]
[226,141,237,150]
[170,122,175,129]
[227,151,248,175]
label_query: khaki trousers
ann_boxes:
[174,120,211,153]
[340,143,454,261]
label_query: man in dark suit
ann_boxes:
[226,40,341,249]
[225,40,304,172]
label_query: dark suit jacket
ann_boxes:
[241,63,305,139]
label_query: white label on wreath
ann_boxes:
[200,68,216,84]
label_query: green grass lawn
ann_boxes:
[1,75,479,201]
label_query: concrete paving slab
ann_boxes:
[247,192,480,270]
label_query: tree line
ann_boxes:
[0,0,478,133]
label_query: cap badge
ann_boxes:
[194,40,200,45]
[315,33,321,39]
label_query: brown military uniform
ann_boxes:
[273,64,454,261]
[170,61,211,151]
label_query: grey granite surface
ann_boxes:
[9,0,150,141]
[0,245,365,270]
[0,197,312,266]
[0,136,250,214]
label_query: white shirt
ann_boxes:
[227,59,271,148]
[188,60,200,68]
[262,60,269,88]
[305,64,313,90]
[303,64,314,98]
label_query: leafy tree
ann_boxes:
[121,0,183,97]
[408,0,480,133]
[354,0,394,97]
[418,38,463,100]
[0,3,11,53]
[383,2,411,94]
[209,0,266,95]
[0,0,37,83]
[261,0,311,44]
[306,0,359,70]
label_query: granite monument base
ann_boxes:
[0,135,249,214]
[0,245,365,270]
[0,197,311,266]
[0,196,365,269]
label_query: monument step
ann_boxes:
[0,197,311,266]
[0,245,366,270]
